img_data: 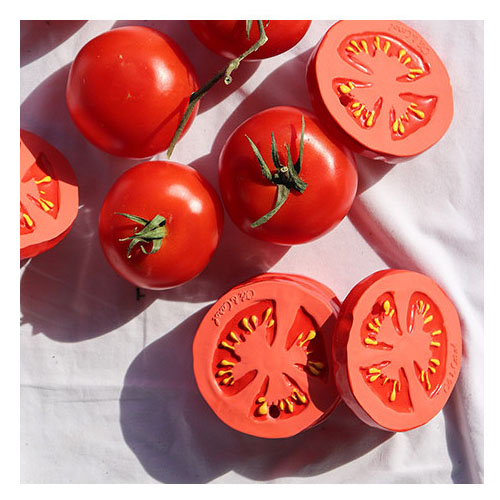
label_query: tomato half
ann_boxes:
[188,20,311,60]
[98,161,223,290]
[218,106,358,245]
[307,20,454,161]
[193,273,341,438]
[333,270,462,432]
[20,129,79,260]
[66,26,199,159]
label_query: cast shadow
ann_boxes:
[21,20,87,67]
[20,63,152,342]
[110,20,261,116]
[119,307,393,483]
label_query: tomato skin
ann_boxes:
[188,20,311,60]
[20,129,79,260]
[218,106,358,245]
[66,26,199,159]
[307,20,454,162]
[98,161,223,290]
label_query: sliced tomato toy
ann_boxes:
[20,129,79,260]
[66,26,199,159]
[188,20,311,60]
[307,20,454,161]
[193,273,341,438]
[333,269,462,432]
[98,161,223,290]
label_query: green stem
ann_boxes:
[166,20,269,159]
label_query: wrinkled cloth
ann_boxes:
[20,20,483,484]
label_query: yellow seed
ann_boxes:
[220,341,235,351]
[229,331,240,344]
[423,304,430,317]
[339,84,352,94]
[398,121,405,134]
[408,74,416,80]
[348,81,355,89]
[361,40,368,53]
[369,373,381,382]
[353,104,365,118]
[279,400,285,411]
[369,368,381,374]
[383,41,390,53]
[299,330,316,347]
[432,330,442,336]
[430,358,440,366]
[308,360,324,371]
[409,68,424,74]
[267,319,275,328]
[294,390,307,404]
[351,102,361,109]
[216,369,232,377]
[403,56,411,65]
[374,317,381,327]
[419,300,424,311]
[392,119,399,133]
[221,376,234,385]
[346,46,357,54]
[364,337,378,346]
[366,110,375,127]
[398,49,406,61]
[34,175,52,184]
[308,364,321,376]
[258,402,268,415]
[263,307,272,323]
[389,309,395,317]
[424,315,434,324]
[420,370,425,382]
[251,315,258,328]
[38,198,52,212]
[350,40,362,52]
[429,366,437,374]
[430,341,441,347]
[257,397,266,403]
[285,398,294,412]
[409,106,425,119]
[219,359,235,367]
[374,36,381,50]
[383,300,391,315]
[425,371,431,390]
[368,322,379,333]
[241,317,253,332]
[22,213,34,227]
[390,380,397,402]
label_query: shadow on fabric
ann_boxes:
[119,306,392,483]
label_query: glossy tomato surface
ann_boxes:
[66,26,199,159]
[188,20,311,60]
[98,161,223,290]
[20,129,79,260]
[307,20,453,162]
[193,273,341,438]
[219,106,358,245]
[333,269,462,432]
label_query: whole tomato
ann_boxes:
[98,161,224,290]
[218,106,358,245]
[66,26,199,159]
[188,20,311,60]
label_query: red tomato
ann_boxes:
[307,20,454,162]
[98,161,223,290]
[218,106,358,245]
[193,273,341,438]
[20,129,79,260]
[66,26,199,159]
[333,270,462,432]
[188,20,311,60]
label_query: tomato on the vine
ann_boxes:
[307,20,453,161]
[218,106,358,245]
[66,26,199,159]
[188,20,311,60]
[20,129,79,260]
[98,161,223,290]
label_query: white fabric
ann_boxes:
[20,20,483,484]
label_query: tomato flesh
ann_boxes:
[193,273,341,438]
[307,21,454,161]
[333,270,462,431]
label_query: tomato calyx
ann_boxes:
[166,21,269,159]
[246,115,307,228]
[115,212,167,258]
